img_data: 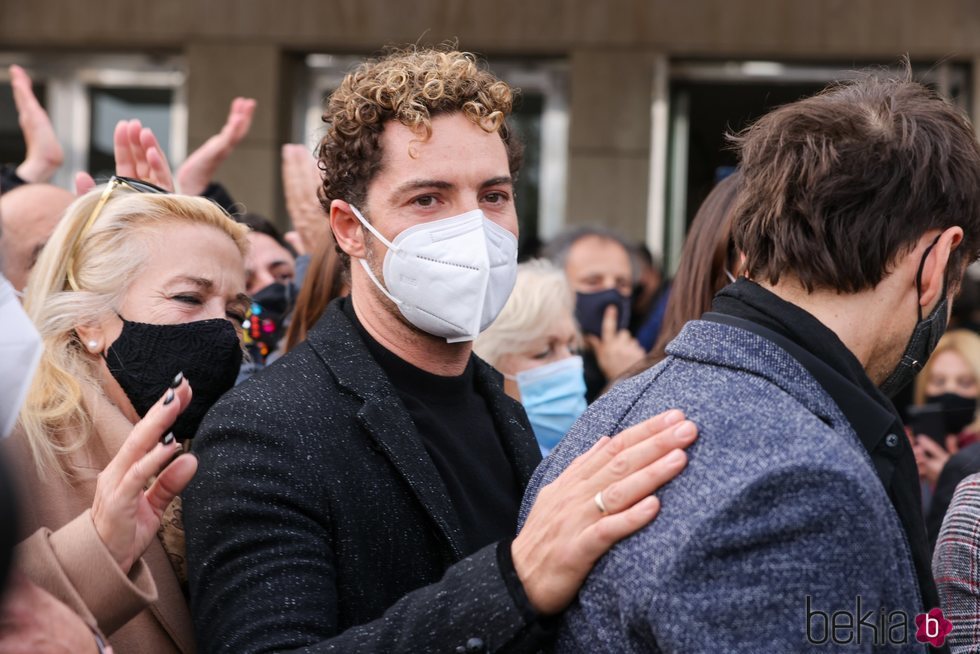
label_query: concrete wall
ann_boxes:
[3,0,980,240]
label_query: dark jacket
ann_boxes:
[183,299,545,653]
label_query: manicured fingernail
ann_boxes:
[666,449,687,465]
[162,432,175,445]
[163,389,175,405]
[673,421,696,439]
[170,371,184,388]
[662,410,684,425]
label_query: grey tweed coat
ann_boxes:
[520,319,926,653]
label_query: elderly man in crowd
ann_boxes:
[545,227,646,401]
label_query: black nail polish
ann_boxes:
[163,389,175,405]
[162,432,175,445]
[170,371,184,388]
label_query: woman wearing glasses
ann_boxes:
[5,138,250,652]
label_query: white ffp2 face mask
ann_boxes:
[0,275,42,439]
[350,206,518,343]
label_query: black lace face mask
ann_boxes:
[104,316,243,439]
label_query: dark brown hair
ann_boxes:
[317,46,523,268]
[621,172,741,379]
[730,71,980,293]
[283,235,349,352]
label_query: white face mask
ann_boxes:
[0,275,42,439]
[350,206,518,343]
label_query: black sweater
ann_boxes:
[346,301,521,553]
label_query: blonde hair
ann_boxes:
[474,259,577,369]
[914,329,980,433]
[20,186,249,478]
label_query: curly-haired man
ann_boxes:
[184,47,697,653]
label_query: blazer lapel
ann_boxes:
[308,302,467,560]
[355,396,466,559]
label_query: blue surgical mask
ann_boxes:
[510,356,588,456]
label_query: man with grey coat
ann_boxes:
[521,72,980,652]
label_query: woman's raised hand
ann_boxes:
[177,97,256,197]
[91,376,198,573]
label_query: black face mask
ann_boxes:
[243,282,296,364]
[879,238,949,398]
[104,316,243,439]
[251,281,297,317]
[575,289,631,337]
[925,392,978,434]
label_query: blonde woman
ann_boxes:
[474,260,586,455]
[905,329,980,549]
[5,174,250,653]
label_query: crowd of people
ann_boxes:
[3,46,980,653]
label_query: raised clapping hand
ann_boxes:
[587,304,647,381]
[75,120,175,196]
[281,143,329,256]
[176,97,256,197]
[9,65,64,184]
[512,409,696,615]
[91,377,198,573]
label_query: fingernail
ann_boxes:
[170,371,184,388]
[662,410,684,426]
[666,449,687,465]
[673,421,696,439]
[641,495,660,512]
[163,389,175,405]
[162,432,175,445]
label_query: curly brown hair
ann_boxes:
[317,46,523,236]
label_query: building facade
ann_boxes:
[2,0,979,266]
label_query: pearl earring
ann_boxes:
[87,340,99,352]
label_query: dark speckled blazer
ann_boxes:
[183,298,545,653]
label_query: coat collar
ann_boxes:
[666,318,845,427]
[306,299,539,559]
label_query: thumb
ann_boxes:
[145,453,198,516]
[74,171,96,196]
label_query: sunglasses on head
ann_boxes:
[65,176,167,291]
